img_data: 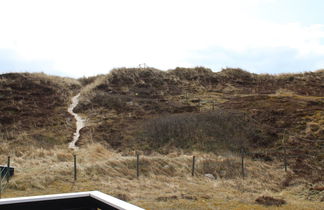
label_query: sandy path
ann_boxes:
[67,93,85,149]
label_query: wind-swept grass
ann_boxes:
[1,142,323,209]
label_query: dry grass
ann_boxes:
[1,142,323,209]
[1,69,324,209]
[80,74,107,96]
[28,72,80,87]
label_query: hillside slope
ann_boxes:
[0,68,323,208]
[74,67,323,181]
[0,73,80,151]
[76,68,323,146]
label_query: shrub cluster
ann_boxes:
[140,110,272,151]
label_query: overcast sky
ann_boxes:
[1,0,324,78]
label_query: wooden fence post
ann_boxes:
[74,154,77,181]
[136,153,140,178]
[7,156,10,183]
[241,148,245,179]
[192,156,196,176]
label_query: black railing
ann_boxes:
[0,167,10,199]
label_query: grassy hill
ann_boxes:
[0,68,323,208]
[75,68,323,179]
[0,73,80,150]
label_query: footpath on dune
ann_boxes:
[67,93,85,149]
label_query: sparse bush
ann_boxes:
[140,110,271,151]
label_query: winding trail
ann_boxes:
[68,93,85,149]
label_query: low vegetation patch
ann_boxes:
[255,195,286,206]
[140,110,274,151]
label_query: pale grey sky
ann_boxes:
[0,0,324,78]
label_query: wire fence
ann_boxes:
[0,137,323,198]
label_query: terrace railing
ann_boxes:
[0,166,10,199]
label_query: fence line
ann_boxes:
[0,142,322,198]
